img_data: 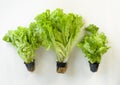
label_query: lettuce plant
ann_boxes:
[3,22,41,72]
[35,8,84,73]
[78,24,110,72]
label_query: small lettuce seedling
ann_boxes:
[78,24,110,72]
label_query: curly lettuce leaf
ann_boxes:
[3,23,41,63]
[35,8,84,62]
[85,24,99,34]
[78,24,110,63]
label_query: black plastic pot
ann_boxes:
[88,61,99,72]
[56,62,67,73]
[24,60,35,72]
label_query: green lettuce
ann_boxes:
[35,8,84,62]
[3,22,41,63]
[78,24,110,63]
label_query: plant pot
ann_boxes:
[88,61,99,72]
[24,60,35,72]
[56,62,67,73]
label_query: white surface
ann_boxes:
[0,0,120,85]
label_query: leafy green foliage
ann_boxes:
[78,24,110,63]
[3,23,41,63]
[35,8,84,62]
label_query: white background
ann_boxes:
[0,0,120,85]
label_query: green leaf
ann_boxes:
[85,24,99,34]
